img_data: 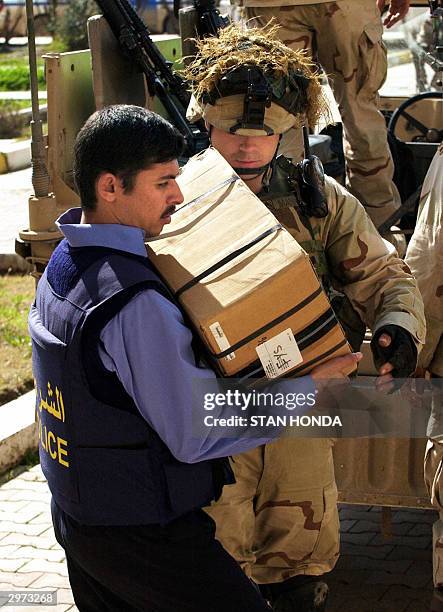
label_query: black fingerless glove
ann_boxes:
[370,324,418,378]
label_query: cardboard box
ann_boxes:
[146,147,353,379]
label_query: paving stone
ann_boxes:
[336,554,412,574]
[56,588,75,605]
[0,558,32,572]
[28,573,71,589]
[0,533,58,549]
[0,545,19,556]
[27,512,52,525]
[0,500,33,513]
[365,570,430,589]
[9,605,71,612]
[0,490,28,502]
[371,533,431,549]
[4,547,66,563]
[339,519,357,533]
[340,542,394,560]
[18,560,69,577]
[0,509,46,525]
[24,502,52,516]
[340,531,377,546]
[17,469,47,482]
[0,522,49,536]
[0,573,43,588]
[8,490,51,503]
[0,480,47,492]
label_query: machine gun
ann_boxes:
[176,0,229,37]
[193,0,229,36]
[94,0,209,155]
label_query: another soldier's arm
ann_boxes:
[321,177,426,361]
[377,0,410,29]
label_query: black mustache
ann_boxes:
[162,205,176,217]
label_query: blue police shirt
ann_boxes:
[57,208,315,463]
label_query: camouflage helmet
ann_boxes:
[184,23,329,136]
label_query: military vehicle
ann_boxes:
[15,0,443,515]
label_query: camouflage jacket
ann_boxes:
[259,157,426,351]
[406,144,443,332]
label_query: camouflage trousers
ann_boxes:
[246,0,401,229]
[424,439,443,587]
[205,438,339,584]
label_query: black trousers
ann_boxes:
[51,500,270,612]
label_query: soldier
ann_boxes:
[406,143,443,612]
[184,24,425,610]
[242,0,410,229]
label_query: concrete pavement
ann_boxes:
[0,166,32,255]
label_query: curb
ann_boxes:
[0,139,31,174]
[0,390,37,475]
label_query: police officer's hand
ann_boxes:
[311,352,363,380]
[376,0,410,29]
[371,324,417,392]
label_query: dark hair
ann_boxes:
[73,105,185,210]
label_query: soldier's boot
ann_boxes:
[260,576,329,612]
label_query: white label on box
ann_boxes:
[255,328,303,379]
[209,322,236,361]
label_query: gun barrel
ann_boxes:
[94,0,209,154]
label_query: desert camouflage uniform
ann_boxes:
[407,144,443,587]
[245,0,401,228]
[206,166,425,584]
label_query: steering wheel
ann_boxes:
[388,92,443,143]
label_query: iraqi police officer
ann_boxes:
[30,105,363,611]
[184,24,425,610]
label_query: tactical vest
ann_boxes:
[29,240,234,526]
[260,157,366,352]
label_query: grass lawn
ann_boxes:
[0,275,35,406]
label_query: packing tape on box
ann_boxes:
[175,224,283,299]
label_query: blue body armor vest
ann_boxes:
[29,240,234,526]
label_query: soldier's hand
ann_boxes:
[311,352,363,380]
[371,325,417,392]
[377,0,411,29]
